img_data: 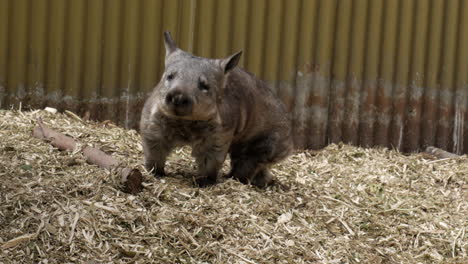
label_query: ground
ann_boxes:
[0,109,467,264]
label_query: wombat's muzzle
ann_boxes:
[165,90,193,116]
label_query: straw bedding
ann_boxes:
[0,109,466,263]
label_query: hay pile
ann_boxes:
[0,109,467,264]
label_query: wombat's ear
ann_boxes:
[220,51,243,74]
[164,31,177,56]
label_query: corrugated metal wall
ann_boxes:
[0,0,467,154]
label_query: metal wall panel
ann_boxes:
[0,0,467,154]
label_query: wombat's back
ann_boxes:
[220,68,292,148]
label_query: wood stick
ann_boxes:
[425,146,460,159]
[33,119,76,151]
[33,118,143,194]
[83,147,120,169]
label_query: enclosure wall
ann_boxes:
[0,0,467,154]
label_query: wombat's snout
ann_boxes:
[165,90,193,116]
[166,90,192,106]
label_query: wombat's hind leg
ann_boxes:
[228,158,259,185]
[229,132,287,187]
[195,174,217,187]
[252,168,274,188]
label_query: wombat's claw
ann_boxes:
[196,177,217,187]
[149,167,165,178]
[269,180,290,191]
[233,175,250,185]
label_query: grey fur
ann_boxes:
[140,32,292,187]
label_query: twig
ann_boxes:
[1,219,45,249]
[338,218,355,236]
[33,118,143,194]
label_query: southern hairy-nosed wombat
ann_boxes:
[140,32,292,187]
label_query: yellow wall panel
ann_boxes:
[0,0,466,154]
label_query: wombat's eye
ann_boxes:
[166,73,175,81]
[198,81,210,92]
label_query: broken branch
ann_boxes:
[33,118,143,194]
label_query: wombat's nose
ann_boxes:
[165,91,192,107]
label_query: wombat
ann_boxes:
[140,32,292,187]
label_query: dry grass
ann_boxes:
[0,109,467,264]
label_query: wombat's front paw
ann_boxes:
[153,169,166,178]
[145,163,166,177]
[195,177,217,187]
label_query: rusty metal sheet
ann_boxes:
[0,0,467,154]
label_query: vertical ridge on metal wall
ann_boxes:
[64,0,85,114]
[8,0,29,108]
[390,0,414,151]
[307,0,336,149]
[101,0,122,122]
[194,0,214,58]
[28,0,47,110]
[404,0,429,153]
[292,0,319,149]
[231,0,248,64]
[46,0,66,109]
[436,0,459,152]
[455,0,468,155]
[277,0,300,116]
[421,0,444,152]
[374,0,398,148]
[358,0,383,148]
[139,0,162,101]
[328,0,352,146]
[119,0,141,128]
[263,0,277,77]
[245,0,266,77]
[262,0,282,93]
[0,0,8,108]
[213,0,232,59]
[83,0,103,117]
[342,0,368,146]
